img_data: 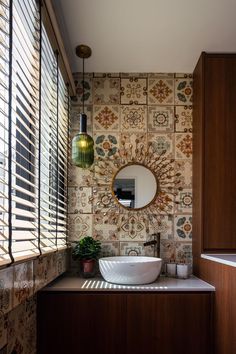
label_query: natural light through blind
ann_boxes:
[0,0,11,265]
[0,0,70,266]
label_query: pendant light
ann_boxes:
[72,45,94,168]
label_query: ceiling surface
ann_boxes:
[53,0,236,73]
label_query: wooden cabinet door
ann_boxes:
[203,55,236,251]
[37,292,126,354]
[126,293,212,354]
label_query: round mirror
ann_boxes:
[112,163,159,210]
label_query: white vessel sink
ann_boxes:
[99,256,162,285]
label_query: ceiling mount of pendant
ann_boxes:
[75,44,92,59]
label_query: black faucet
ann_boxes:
[143,233,161,258]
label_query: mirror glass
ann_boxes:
[112,164,158,209]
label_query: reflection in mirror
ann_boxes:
[112,164,158,209]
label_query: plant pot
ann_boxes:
[80,259,96,278]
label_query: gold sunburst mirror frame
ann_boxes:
[85,137,182,234]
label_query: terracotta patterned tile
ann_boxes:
[93,78,120,104]
[148,77,174,105]
[148,73,174,78]
[70,105,92,134]
[154,190,175,215]
[121,105,147,132]
[118,215,148,241]
[174,215,192,240]
[148,215,174,240]
[175,160,192,188]
[93,186,118,214]
[120,132,147,159]
[56,251,68,276]
[160,239,181,262]
[0,315,7,351]
[121,73,148,78]
[175,189,193,213]
[72,74,93,105]
[69,186,93,214]
[176,241,192,263]
[33,256,48,293]
[174,78,193,105]
[120,242,145,256]
[148,106,174,132]
[68,214,93,241]
[175,106,192,132]
[46,253,58,283]
[100,242,120,257]
[148,133,174,159]
[175,73,193,79]
[120,78,147,105]
[175,133,192,159]
[93,214,119,241]
[13,261,33,308]
[0,267,13,314]
[94,132,119,158]
[68,164,94,188]
[93,105,120,131]
[94,73,120,78]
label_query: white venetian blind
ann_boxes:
[0,0,11,265]
[0,0,70,266]
[11,0,40,260]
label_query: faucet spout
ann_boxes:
[143,233,161,258]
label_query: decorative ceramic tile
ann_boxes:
[148,73,174,78]
[7,302,25,354]
[176,241,192,263]
[93,78,120,105]
[174,215,192,240]
[121,73,148,78]
[73,75,93,105]
[175,106,192,132]
[7,296,37,354]
[120,78,147,105]
[175,160,192,188]
[121,105,147,132]
[148,78,174,105]
[33,256,48,293]
[100,242,120,257]
[71,105,92,134]
[148,133,174,158]
[175,189,193,213]
[174,78,193,105]
[93,214,119,241]
[94,132,119,157]
[94,73,120,78]
[24,296,37,354]
[0,315,7,351]
[56,251,67,276]
[148,106,174,132]
[93,105,120,131]
[46,253,58,283]
[68,164,94,187]
[120,242,145,256]
[68,214,93,241]
[13,261,33,307]
[160,239,181,262]
[148,215,174,240]
[175,73,192,79]
[120,132,147,158]
[175,133,192,159]
[93,186,118,214]
[69,186,93,214]
[155,190,174,215]
[0,267,13,314]
[118,215,147,241]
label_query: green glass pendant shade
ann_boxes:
[72,132,94,168]
[72,113,94,168]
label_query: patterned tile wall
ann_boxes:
[70,73,193,266]
[0,250,68,353]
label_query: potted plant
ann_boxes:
[72,236,101,277]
